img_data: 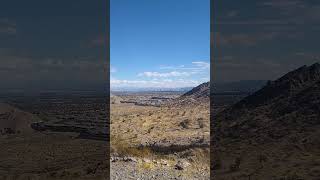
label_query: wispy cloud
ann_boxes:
[160,61,209,70]
[138,61,209,78]
[138,71,191,78]
[192,61,210,69]
[111,61,209,89]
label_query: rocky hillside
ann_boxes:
[214,63,320,141]
[181,82,210,98]
[171,82,209,106]
[110,94,122,104]
[0,103,40,134]
[212,63,320,179]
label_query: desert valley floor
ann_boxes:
[110,84,210,179]
[0,93,109,180]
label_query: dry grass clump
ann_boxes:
[140,161,155,170]
[111,134,152,158]
[188,148,210,169]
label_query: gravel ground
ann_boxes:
[110,157,209,180]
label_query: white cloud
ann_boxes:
[138,71,191,78]
[192,61,210,69]
[159,61,210,71]
[111,61,210,89]
[111,79,147,85]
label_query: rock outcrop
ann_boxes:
[110,94,122,104]
[170,82,209,106]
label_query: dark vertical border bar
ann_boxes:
[106,0,110,179]
[210,0,214,178]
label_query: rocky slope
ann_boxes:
[181,82,210,99]
[212,63,320,179]
[171,82,209,106]
[0,103,40,134]
[110,94,122,104]
[214,63,320,141]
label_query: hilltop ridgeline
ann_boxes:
[168,82,209,107]
[181,82,210,99]
[214,63,320,141]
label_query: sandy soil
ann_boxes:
[110,101,210,179]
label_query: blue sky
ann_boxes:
[110,0,210,89]
[3,0,317,91]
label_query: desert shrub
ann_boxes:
[111,135,152,158]
[147,126,154,133]
[187,148,210,171]
[198,118,205,128]
[179,119,190,129]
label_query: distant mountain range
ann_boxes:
[111,87,193,92]
[111,80,267,94]
[213,80,267,93]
